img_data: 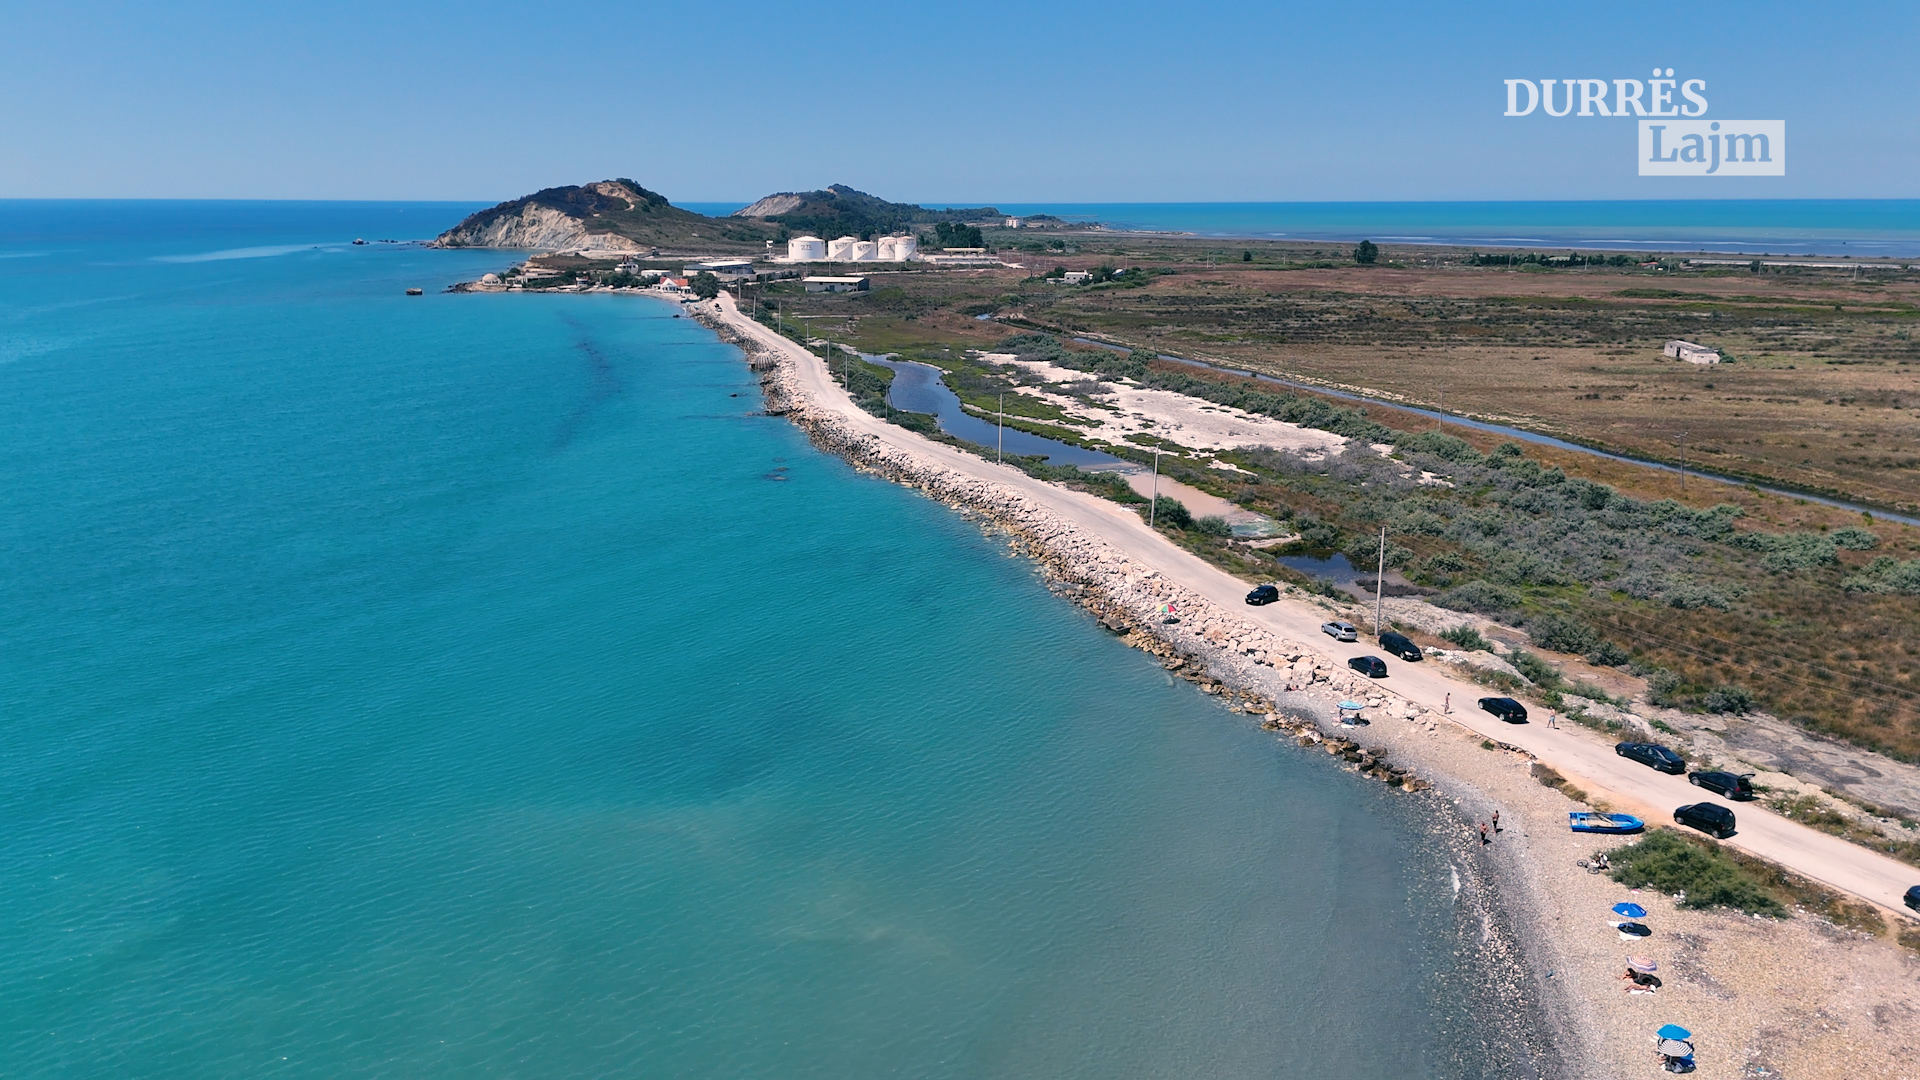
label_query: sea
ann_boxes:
[0,201,1537,1077]
[688,198,1920,257]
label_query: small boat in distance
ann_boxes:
[405,288,423,296]
[1569,811,1644,834]
[352,238,368,245]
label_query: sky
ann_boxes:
[1,0,1914,204]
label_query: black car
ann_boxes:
[1479,696,1527,723]
[1689,770,1756,800]
[1616,741,1687,775]
[1906,885,1920,913]
[1378,631,1422,661]
[1674,802,1736,839]
[1245,584,1280,606]
[1348,655,1388,678]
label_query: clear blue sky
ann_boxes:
[1,0,1912,203]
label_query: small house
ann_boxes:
[804,275,869,294]
[1663,339,1721,365]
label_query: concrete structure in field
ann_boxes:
[804,275,869,293]
[1059,270,1092,284]
[1664,339,1722,365]
[851,240,878,261]
[787,236,826,261]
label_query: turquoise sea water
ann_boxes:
[1,203,1531,1077]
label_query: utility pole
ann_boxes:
[1374,524,1387,635]
[997,391,1005,464]
[1148,446,1161,528]
[1435,384,1449,428]
[1674,431,1689,492]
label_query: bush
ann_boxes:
[1585,640,1631,667]
[1193,515,1232,537]
[1509,649,1565,690]
[1439,580,1522,614]
[1353,239,1378,264]
[1147,496,1192,529]
[1607,829,1786,916]
[1843,557,1920,595]
[1528,613,1599,655]
[1441,624,1491,651]
[1342,531,1415,569]
[1703,684,1756,715]
[1829,526,1879,551]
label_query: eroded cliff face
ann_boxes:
[432,203,641,251]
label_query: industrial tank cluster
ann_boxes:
[785,235,917,262]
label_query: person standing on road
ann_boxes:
[1478,821,1490,845]
[1444,693,1451,714]
[1492,810,1501,833]
[1548,709,1559,729]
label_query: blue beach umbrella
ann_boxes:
[1657,1024,1692,1041]
[1613,902,1648,919]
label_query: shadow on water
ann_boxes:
[553,316,625,451]
[867,356,1122,468]
[1278,551,1364,587]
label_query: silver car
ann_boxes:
[1321,620,1358,642]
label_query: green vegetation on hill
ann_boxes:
[735,184,999,242]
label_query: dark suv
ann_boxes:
[1348,655,1388,678]
[1906,885,1920,913]
[1245,584,1280,606]
[1674,802,1736,838]
[1378,631,1422,661]
[1616,742,1687,775]
[1689,770,1756,800]
[1479,697,1527,723]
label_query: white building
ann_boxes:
[1663,339,1722,365]
[804,275,870,293]
[787,236,826,261]
[1060,270,1092,284]
[826,236,859,261]
[889,235,917,260]
[682,259,756,281]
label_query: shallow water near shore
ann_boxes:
[1,203,1548,1077]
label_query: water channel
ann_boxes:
[868,356,1125,469]
[1069,338,1920,527]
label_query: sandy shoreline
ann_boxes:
[686,292,1920,1078]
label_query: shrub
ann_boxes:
[1528,613,1600,655]
[1647,668,1687,708]
[1393,431,1483,464]
[1439,580,1522,614]
[1147,496,1192,529]
[1509,649,1565,690]
[1843,557,1920,595]
[1193,515,1232,537]
[1607,829,1786,916]
[1829,526,1879,551]
[1703,684,1756,715]
[1441,624,1491,651]
[1342,531,1415,569]
[1586,640,1631,667]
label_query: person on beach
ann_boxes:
[1548,709,1559,729]
[1492,810,1501,833]
[1443,693,1450,714]
[1478,822,1490,845]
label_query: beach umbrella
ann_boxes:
[1656,1024,1692,1041]
[1613,902,1648,919]
[1627,955,1658,973]
[1338,701,1364,711]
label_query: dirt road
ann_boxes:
[713,293,1920,921]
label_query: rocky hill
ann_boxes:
[432,180,775,253]
[730,184,1000,240]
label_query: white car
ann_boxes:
[1320,620,1358,642]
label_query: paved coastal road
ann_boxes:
[713,294,1920,921]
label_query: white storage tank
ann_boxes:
[851,240,878,261]
[890,235,918,261]
[876,237,898,261]
[827,236,859,261]
[787,235,825,261]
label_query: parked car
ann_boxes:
[1378,630,1422,661]
[1906,885,1920,913]
[1689,770,1756,800]
[1348,655,1388,678]
[1616,741,1688,775]
[1321,620,1358,642]
[1479,696,1528,723]
[1245,584,1280,606]
[1674,802,1737,839]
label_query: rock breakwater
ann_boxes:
[696,307,1473,794]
